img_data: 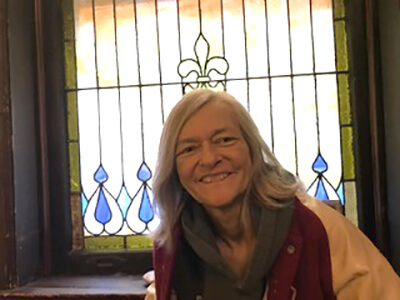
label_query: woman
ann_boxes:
[144,89,399,300]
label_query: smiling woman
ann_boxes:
[146,89,400,300]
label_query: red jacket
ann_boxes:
[149,194,400,300]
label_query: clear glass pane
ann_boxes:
[293,76,318,188]
[271,77,296,174]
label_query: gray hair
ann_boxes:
[152,89,303,248]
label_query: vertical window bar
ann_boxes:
[264,0,274,152]
[241,0,250,110]
[154,0,165,123]
[132,0,146,161]
[285,0,299,176]
[112,0,127,247]
[308,0,321,151]
[176,0,184,92]
[220,0,227,90]
[91,0,103,162]
[198,0,202,32]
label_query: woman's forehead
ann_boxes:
[178,101,240,138]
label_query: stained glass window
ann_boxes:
[63,0,357,250]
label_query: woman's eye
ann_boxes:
[217,137,235,144]
[178,146,195,155]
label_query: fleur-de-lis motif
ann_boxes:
[178,32,229,93]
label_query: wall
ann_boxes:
[8,0,41,284]
[378,0,400,273]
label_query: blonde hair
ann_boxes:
[152,89,303,248]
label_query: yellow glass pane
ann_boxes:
[289,0,313,74]
[339,74,351,125]
[94,0,118,87]
[85,236,124,250]
[243,0,269,77]
[335,20,348,71]
[127,235,153,250]
[64,41,77,89]
[312,0,336,72]
[341,126,355,180]
[68,92,78,140]
[334,0,345,19]
[69,142,81,192]
[344,181,358,226]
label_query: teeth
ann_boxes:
[201,172,229,183]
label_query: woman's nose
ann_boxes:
[199,144,221,167]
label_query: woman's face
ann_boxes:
[175,100,252,209]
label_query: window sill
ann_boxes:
[0,275,146,299]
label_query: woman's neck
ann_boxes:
[205,199,252,245]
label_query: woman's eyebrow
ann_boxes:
[177,128,234,147]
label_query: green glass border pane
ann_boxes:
[63,0,75,41]
[341,126,355,180]
[68,92,78,140]
[63,0,77,89]
[85,236,125,250]
[338,74,351,125]
[344,181,358,226]
[127,235,153,250]
[69,142,81,192]
[64,41,77,89]
[71,192,84,251]
[335,20,348,71]
[334,0,345,19]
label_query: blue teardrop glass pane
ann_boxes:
[94,165,108,183]
[315,179,329,200]
[139,187,154,223]
[118,186,131,218]
[81,192,89,216]
[312,154,328,174]
[137,162,152,182]
[95,188,112,224]
[337,182,345,205]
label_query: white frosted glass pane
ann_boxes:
[99,88,123,197]
[126,185,146,233]
[78,90,100,197]
[271,77,296,174]
[293,76,318,188]
[116,0,139,86]
[162,84,183,121]
[158,1,182,83]
[249,79,272,148]
[245,0,269,77]
[120,87,142,198]
[136,1,161,84]
[83,189,106,235]
[74,2,97,88]
[95,1,118,87]
[223,0,247,79]
[200,0,224,59]
[226,80,248,110]
[317,74,341,187]
[179,0,200,83]
[266,0,291,75]
[142,87,164,187]
[289,0,313,74]
[312,0,335,72]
